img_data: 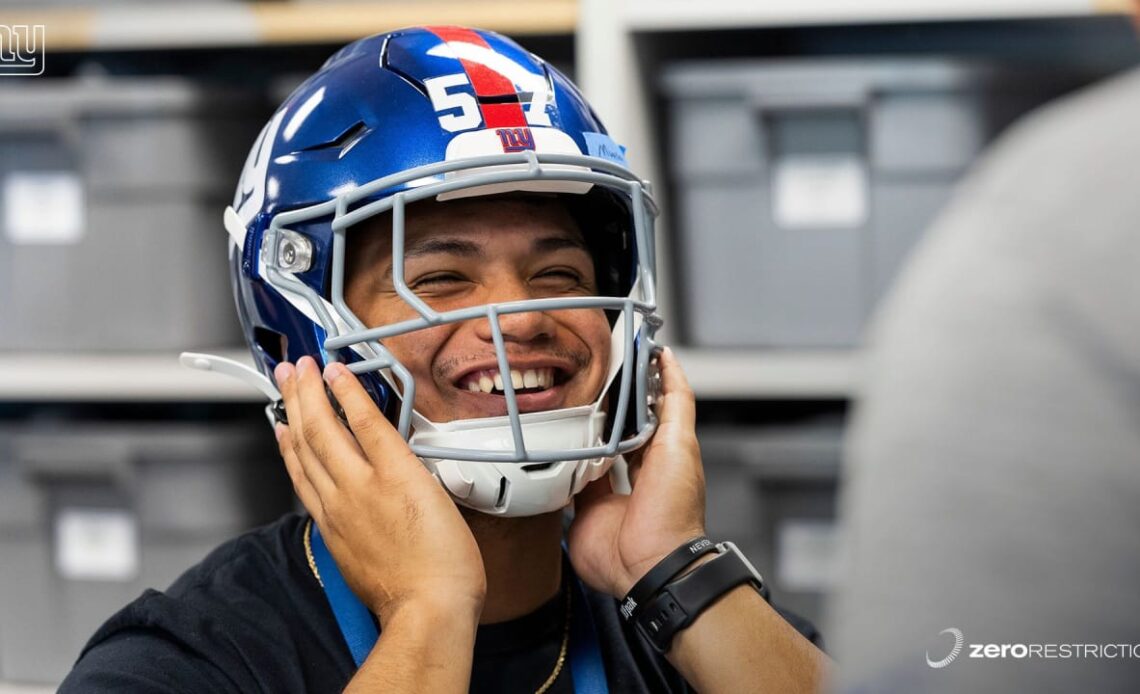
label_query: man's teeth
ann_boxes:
[464,368,555,393]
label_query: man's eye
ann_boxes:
[410,273,465,289]
[534,268,583,282]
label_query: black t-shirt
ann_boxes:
[60,513,822,693]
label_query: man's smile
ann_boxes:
[448,357,583,416]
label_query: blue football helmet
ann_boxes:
[221,26,661,516]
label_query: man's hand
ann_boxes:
[567,346,708,597]
[568,348,831,693]
[274,356,486,626]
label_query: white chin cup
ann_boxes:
[410,405,614,517]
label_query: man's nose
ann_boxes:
[472,278,557,344]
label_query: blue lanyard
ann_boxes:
[311,523,609,693]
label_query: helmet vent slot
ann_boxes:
[298,121,369,157]
[253,327,287,363]
[493,477,510,510]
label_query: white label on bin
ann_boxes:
[55,508,139,582]
[776,519,839,592]
[2,172,85,244]
[772,155,867,229]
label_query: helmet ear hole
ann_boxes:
[253,327,288,363]
[564,188,635,301]
[354,367,401,426]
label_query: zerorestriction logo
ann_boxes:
[0,25,45,76]
[926,628,965,669]
[926,627,1140,668]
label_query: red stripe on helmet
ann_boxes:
[426,26,528,128]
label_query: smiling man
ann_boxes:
[343,196,611,427]
[61,27,829,693]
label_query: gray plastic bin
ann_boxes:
[700,421,843,629]
[661,60,1058,348]
[0,78,264,351]
[0,423,292,684]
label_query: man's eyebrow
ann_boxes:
[404,237,485,260]
[532,235,590,255]
[383,237,484,278]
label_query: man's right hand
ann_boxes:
[273,356,486,628]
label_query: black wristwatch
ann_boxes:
[620,536,717,622]
[633,541,765,653]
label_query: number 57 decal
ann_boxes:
[423,42,551,133]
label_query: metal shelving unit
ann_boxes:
[617,0,1130,29]
[2,3,1135,690]
[4,0,577,51]
[1,0,1132,404]
[577,0,1134,405]
[0,350,259,402]
[0,349,862,401]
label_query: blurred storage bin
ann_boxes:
[0,78,264,351]
[0,423,292,684]
[661,59,1061,348]
[700,420,843,629]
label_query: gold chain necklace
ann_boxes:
[303,519,571,693]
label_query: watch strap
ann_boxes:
[634,542,764,653]
[620,536,716,622]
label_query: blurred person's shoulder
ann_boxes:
[876,65,1140,343]
[957,66,1140,216]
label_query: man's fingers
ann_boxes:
[656,347,696,431]
[323,361,421,471]
[274,360,336,495]
[292,356,371,485]
[275,423,324,524]
[632,347,704,494]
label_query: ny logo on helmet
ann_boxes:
[496,127,535,153]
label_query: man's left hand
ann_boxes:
[567,346,708,598]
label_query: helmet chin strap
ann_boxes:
[409,405,608,463]
[411,405,612,516]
